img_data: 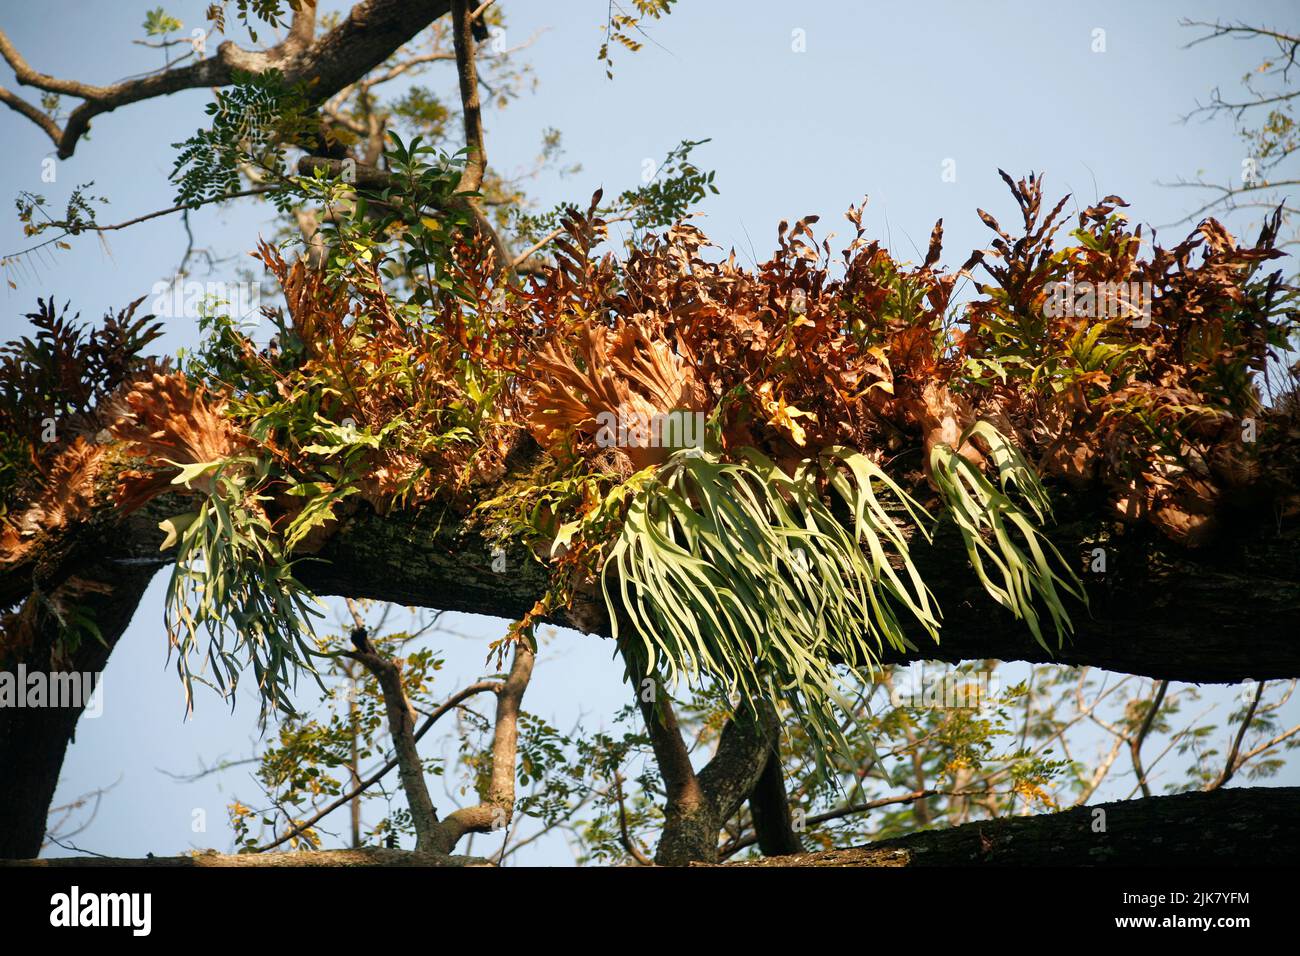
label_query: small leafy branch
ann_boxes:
[598,0,678,79]
[171,70,319,212]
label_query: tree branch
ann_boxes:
[430,641,534,853]
[1129,680,1168,800]
[342,629,442,851]
[253,677,499,852]
[450,0,486,195]
[612,771,655,866]
[1207,682,1264,791]
[746,746,805,857]
[0,0,455,158]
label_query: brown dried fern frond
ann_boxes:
[108,372,251,512]
[521,319,706,470]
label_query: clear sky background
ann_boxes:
[1,0,1296,865]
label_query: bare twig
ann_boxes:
[1130,680,1168,799]
[719,789,942,859]
[1207,682,1264,790]
[2,187,273,263]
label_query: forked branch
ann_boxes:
[0,0,454,158]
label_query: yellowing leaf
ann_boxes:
[758,382,816,446]
[158,511,200,550]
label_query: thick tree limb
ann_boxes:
[747,749,805,857]
[2,450,1297,860]
[7,453,1294,686]
[9,787,1294,867]
[292,489,1300,685]
[696,700,782,827]
[4,452,1298,684]
[715,786,1300,867]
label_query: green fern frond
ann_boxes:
[929,421,1087,650]
[161,455,323,718]
[602,446,937,756]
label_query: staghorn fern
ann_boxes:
[602,422,1087,756]
[160,455,323,718]
[929,421,1087,650]
[602,445,939,755]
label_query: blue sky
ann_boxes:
[1,1,1296,864]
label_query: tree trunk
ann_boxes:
[748,750,804,856]
[0,558,157,858]
[639,688,783,865]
